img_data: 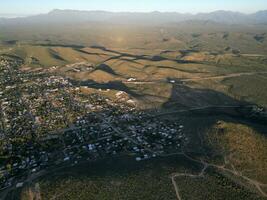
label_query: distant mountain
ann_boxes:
[194,11,249,24]
[250,10,267,24]
[0,9,267,25]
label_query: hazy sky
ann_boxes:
[1,0,267,16]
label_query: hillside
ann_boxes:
[0,8,267,200]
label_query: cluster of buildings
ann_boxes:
[0,56,188,191]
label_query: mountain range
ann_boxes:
[0,9,267,25]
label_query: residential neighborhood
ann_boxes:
[0,56,188,192]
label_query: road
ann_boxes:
[169,152,267,200]
[151,105,245,118]
[123,71,267,84]
[171,159,208,200]
[181,71,267,82]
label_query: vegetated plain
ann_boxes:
[0,12,267,200]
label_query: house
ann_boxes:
[88,144,95,151]
[127,78,136,82]
[63,157,70,161]
[127,99,136,105]
[16,182,24,188]
[135,157,142,162]
[115,91,125,98]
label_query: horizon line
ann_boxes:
[1,8,267,18]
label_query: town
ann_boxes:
[0,55,188,191]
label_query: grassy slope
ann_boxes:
[222,74,267,107]
[208,121,267,184]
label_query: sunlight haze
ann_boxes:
[1,0,267,17]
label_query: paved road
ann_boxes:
[182,71,267,82]
[123,71,267,85]
[152,105,247,118]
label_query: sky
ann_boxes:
[0,0,267,17]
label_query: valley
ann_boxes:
[0,10,267,200]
